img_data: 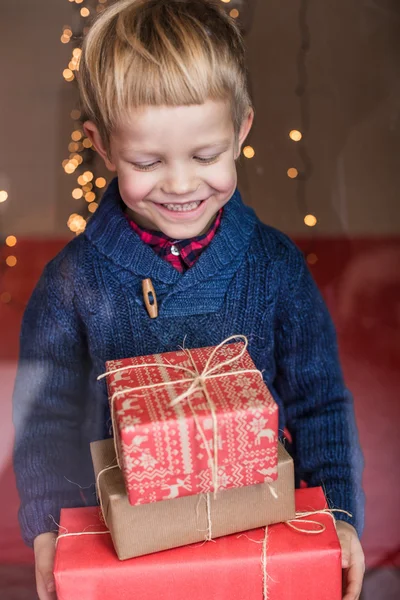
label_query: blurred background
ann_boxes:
[0,0,399,597]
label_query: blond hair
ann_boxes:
[78,0,252,149]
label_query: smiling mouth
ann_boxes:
[160,200,204,212]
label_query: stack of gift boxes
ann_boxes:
[54,340,342,599]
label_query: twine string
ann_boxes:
[97,335,264,495]
[55,503,352,600]
[259,507,352,599]
[262,526,269,600]
[95,461,119,527]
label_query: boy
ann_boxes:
[13,1,365,599]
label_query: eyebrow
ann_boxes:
[121,139,231,156]
[191,139,231,152]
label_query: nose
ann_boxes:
[161,163,200,197]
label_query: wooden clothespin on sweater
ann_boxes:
[142,278,158,319]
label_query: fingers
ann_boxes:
[342,560,365,600]
[36,567,57,600]
[34,532,58,600]
[341,547,350,569]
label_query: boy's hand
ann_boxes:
[336,521,365,600]
[34,532,58,600]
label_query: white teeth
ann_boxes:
[163,201,202,212]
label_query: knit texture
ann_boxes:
[13,178,364,546]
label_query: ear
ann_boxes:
[83,121,117,172]
[235,108,254,159]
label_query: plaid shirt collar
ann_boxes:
[126,209,223,273]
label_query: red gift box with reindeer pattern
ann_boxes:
[103,339,279,506]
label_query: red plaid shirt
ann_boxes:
[126,209,223,273]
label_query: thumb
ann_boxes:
[341,550,350,569]
[45,576,56,594]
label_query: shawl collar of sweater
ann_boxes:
[84,179,257,316]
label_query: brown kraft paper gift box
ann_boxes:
[90,438,296,560]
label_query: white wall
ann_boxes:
[1,0,399,238]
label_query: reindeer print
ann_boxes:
[162,476,192,500]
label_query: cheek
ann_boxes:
[117,171,156,208]
[206,159,237,193]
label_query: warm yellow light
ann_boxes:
[72,48,82,58]
[287,168,299,179]
[82,138,93,148]
[68,61,77,71]
[67,213,86,234]
[85,192,96,203]
[70,158,79,168]
[68,142,79,152]
[61,35,70,44]
[6,256,17,267]
[83,171,94,182]
[88,202,99,213]
[304,214,317,227]
[0,191,9,203]
[0,292,11,304]
[77,175,88,186]
[307,253,318,265]
[220,0,231,3]
[63,69,74,81]
[71,130,82,142]
[75,0,84,4]
[80,7,90,17]
[230,8,239,18]
[74,154,83,165]
[82,183,93,192]
[95,177,107,188]
[243,146,255,159]
[72,188,83,199]
[71,109,81,120]
[63,28,72,37]
[64,162,76,174]
[289,130,302,142]
[5,235,17,247]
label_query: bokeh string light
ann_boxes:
[62,0,109,234]
[291,0,318,264]
[0,187,20,308]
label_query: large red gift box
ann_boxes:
[103,340,279,505]
[54,487,341,600]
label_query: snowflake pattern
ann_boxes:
[249,417,268,435]
[232,375,254,389]
[123,454,135,472]
[139,451,158,470]
[120,414,142,433]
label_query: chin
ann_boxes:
[160,223,207,240]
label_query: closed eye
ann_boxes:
[195,154,220,164]
[131,161,160,171]
[131,154,221,171]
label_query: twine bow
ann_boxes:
[259,507,352,600]
[97,335,264,495]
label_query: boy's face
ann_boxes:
[85,100,253,239]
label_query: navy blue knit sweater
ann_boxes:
[13,179,364,546]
